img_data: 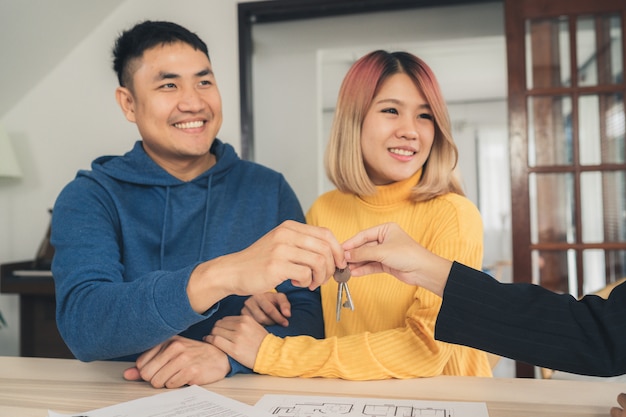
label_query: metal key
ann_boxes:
[334,267,354,321]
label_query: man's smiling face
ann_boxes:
[116,41,223,178]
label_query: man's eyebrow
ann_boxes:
[153,68,213,81]
[155,71,180,81]
[196,68,213,77]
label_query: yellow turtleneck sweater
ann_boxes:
[254,171,492,379]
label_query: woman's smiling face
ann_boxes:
[360,72,435,185]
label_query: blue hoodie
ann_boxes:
[51,139,323,375]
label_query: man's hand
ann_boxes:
[187,220,346,313]
[226,220,345,291]
[611,393,626,417]
[123,336,230,388]
[205,315,269,369]
[242,292,291,327]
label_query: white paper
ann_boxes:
[47,384,272,417]
[255,394,489,417]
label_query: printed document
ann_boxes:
[47,384,272,417]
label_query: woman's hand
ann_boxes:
[205,315,269,369]
[242,292,291,327]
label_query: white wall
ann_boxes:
[0,1,511,361]
[0,0,260,355]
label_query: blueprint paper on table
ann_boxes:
[254,394,489,417]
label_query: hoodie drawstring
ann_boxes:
[159,176,212,268]
[198,175,212,260]
[159,186,171,270]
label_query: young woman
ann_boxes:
[208,50,491,379]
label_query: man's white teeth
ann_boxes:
[389,148,414,156]
[174,121,204,129]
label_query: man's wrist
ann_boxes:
[187,258,232,313]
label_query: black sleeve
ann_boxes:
[435,262,626,377]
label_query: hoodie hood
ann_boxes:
[90,139,238,186]
[78,138,241,270]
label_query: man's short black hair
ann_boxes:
[112,20,210,88]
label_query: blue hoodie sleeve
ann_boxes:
[51,176,213,362]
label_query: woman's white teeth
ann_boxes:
[175,120,204,129]
[389,148,414,156]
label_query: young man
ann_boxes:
[51,20,344,389]
[341,222,626,417]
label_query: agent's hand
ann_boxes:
[188,220,345,313]
[610,393,626,417]
[122,336,230,388]
[242,292,291,327]
[342,222,452,297]
[205,315,269,369]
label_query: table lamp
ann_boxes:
[0,123,22,178]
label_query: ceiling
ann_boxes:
[0,0,125,117]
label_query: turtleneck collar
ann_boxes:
[358,169,423,207]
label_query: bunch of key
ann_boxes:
[334,267,354,321]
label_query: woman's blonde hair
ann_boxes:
[325,50,464,202]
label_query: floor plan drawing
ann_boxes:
[254,395,489,417]
[270,400,451,416]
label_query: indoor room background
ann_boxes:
[0,0,511,374]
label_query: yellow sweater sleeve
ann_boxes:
[254,189,491,379]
